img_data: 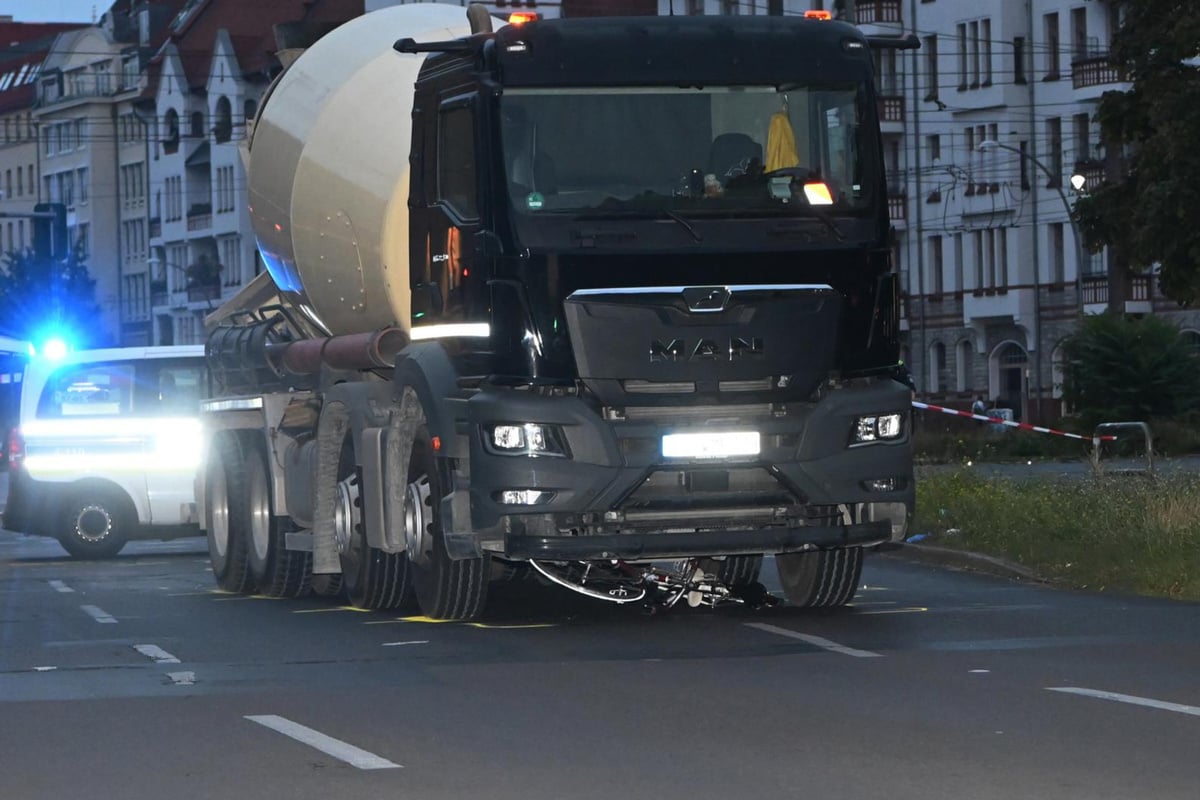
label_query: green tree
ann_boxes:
[1072,0,1200,304]
[0,246,103,348]
[1060,313,1200,424]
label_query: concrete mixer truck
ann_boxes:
[198,3,918,620]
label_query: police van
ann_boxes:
[3,345,206,558]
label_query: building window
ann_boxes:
[77,167,89,203]
[1013,37,1027,84]
[686,0,704,14]
[927,134,941,163]
[1074,112,1091,162]
[956,23,968,90]
[924,34,938,100]
[953,233,964,293]
[722,0,740,15]
[213,96,233,143]
[928,235,944,296]
[996,228,1008,287]
[1046,118,1063,187]
[985,229,996,288]
[1044,13,1060,79]
[981,19,992,85]
[956,340,973,393]
[969,21,980,88]
[974,230,985,288]
[1050,223,1065,284]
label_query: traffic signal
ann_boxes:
[32,202,67,261]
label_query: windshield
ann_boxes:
[500,84,876,218]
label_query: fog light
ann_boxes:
[492,425,526,450]
[495,489,556,506]
[862,478,898,492]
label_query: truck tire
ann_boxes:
[244,442,311,598]
[775,547,863,608]
[206,433,255,593]
[58,487,131,559]
[408,425,490,621]
[714,555,763,587]
[336,433,411,609]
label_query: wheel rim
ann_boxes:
[334,472,360,557]
[208,458,230,559]
[404,475,431,563]
[248,454,271,563]
[74,505,112,543]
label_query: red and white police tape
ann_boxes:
[911,401,1116,442]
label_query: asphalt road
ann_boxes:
[1,527,1197,800]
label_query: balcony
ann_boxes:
[1081,274,1153,314]
[187,203,212,232]
[855,0,902,25]
[187,284,221,304]
[1072,159,1105,192]
[1072,54,1126,90]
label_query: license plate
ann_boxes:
[661,431,760,459]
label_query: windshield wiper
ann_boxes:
[662,209,702,242]
[799,203,846,242]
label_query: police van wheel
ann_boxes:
[408,425,490,621]
[58,489,131,559]
[206,433,255,593]
[244,442,311,598]
[775,546,863,608]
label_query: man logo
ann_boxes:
[649,337,764,362]
[682,286,731,313]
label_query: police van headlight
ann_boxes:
[484,423,569,457]
[851,413,904,445]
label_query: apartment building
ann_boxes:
[886,0,1199,423]
[0,19,85,272]
[142,0,365,345]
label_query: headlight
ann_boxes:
[851,413,904,445]
[484,423,570,457]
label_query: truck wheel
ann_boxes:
[775,547,863,608]
[206,433,255,593]
[335,433,411,609]
[244,442,311,598]
[58,488,131,559]
[408,426,490,621]
[714,555,763,587]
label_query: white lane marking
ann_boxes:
[48,580,74,593]
[1047,687,1200,718]
[245,715,401,770]
[33,666,58,672]
[744,622,882,658]
[80,605,117,624]
[382,640,430,647]
[134,644,181,664]
[168,671,196,686]
[969,669,991,674]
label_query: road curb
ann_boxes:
[882,541,1049,584]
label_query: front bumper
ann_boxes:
[457,378,913,560]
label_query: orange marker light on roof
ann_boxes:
[508,12,539,25]
[804,10,832,20]
[803,182,834,205]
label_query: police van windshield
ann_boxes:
[37,360,204,419]
[500,84,876,217]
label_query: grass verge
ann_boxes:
[912,470,1200,601]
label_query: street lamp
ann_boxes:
[976,139,1090,425]
[976,140,1087,281]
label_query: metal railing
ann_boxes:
[1090,421,1154,477]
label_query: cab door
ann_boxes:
[409,78,486,331]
